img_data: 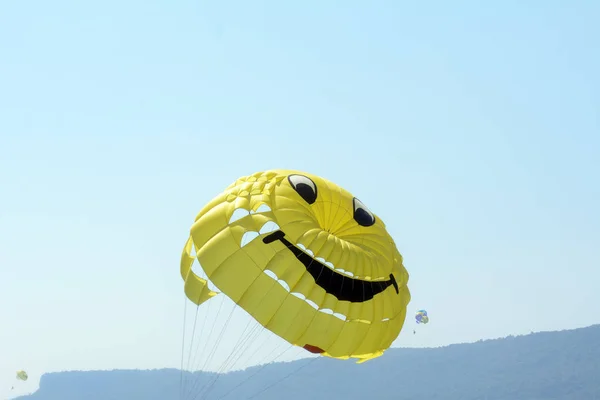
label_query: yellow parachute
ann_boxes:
[180,170,411,364]
[15,370,28,381]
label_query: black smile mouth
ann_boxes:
[263,230,399,303]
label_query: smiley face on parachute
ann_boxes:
[181,169,410,363]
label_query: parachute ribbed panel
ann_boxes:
[180,236,218,306]
[183,169,411,363]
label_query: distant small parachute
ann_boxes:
[415,309,429,324]
[16,370,28,381]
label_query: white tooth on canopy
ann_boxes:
[240,231,259,247]
[229,208,250,224]
[259,221,280,234]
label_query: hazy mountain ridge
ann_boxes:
[17,324,600,400]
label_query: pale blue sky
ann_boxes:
[1,0,599,397]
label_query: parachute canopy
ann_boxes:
[415,309,429,324]
[181,170,411,363]
[16,370,28,381]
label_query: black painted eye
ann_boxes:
[288,174,318,204]
[353,197,375,227]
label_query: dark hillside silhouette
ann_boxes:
[16,324,600,400]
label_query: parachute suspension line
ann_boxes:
[247,354,317,400]
[185,292,232,400]
[201,307,292,396]
[208,279,314,400]
[254,338,291,369]
[215,341,296,400]
[199,269,291,400]
[240,275,317,368]
[182,304,201,399]
[246,355,318,400]
[191,301,240,400]
[218,263,350,400]
[219,321,265,372]
[232,325,272,368]
[197,316,264,400]
[209,301,313,400]
[189,294,216,373]
[224,322,264,371]
[194,246,293,400]
[186,297,214,382]
[212,247,334,400]
[179,295,188,400]
[183,293,224,400]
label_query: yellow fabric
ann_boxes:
[181,170,411,363]
[180,236,218,306]
[16,370,28,381]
